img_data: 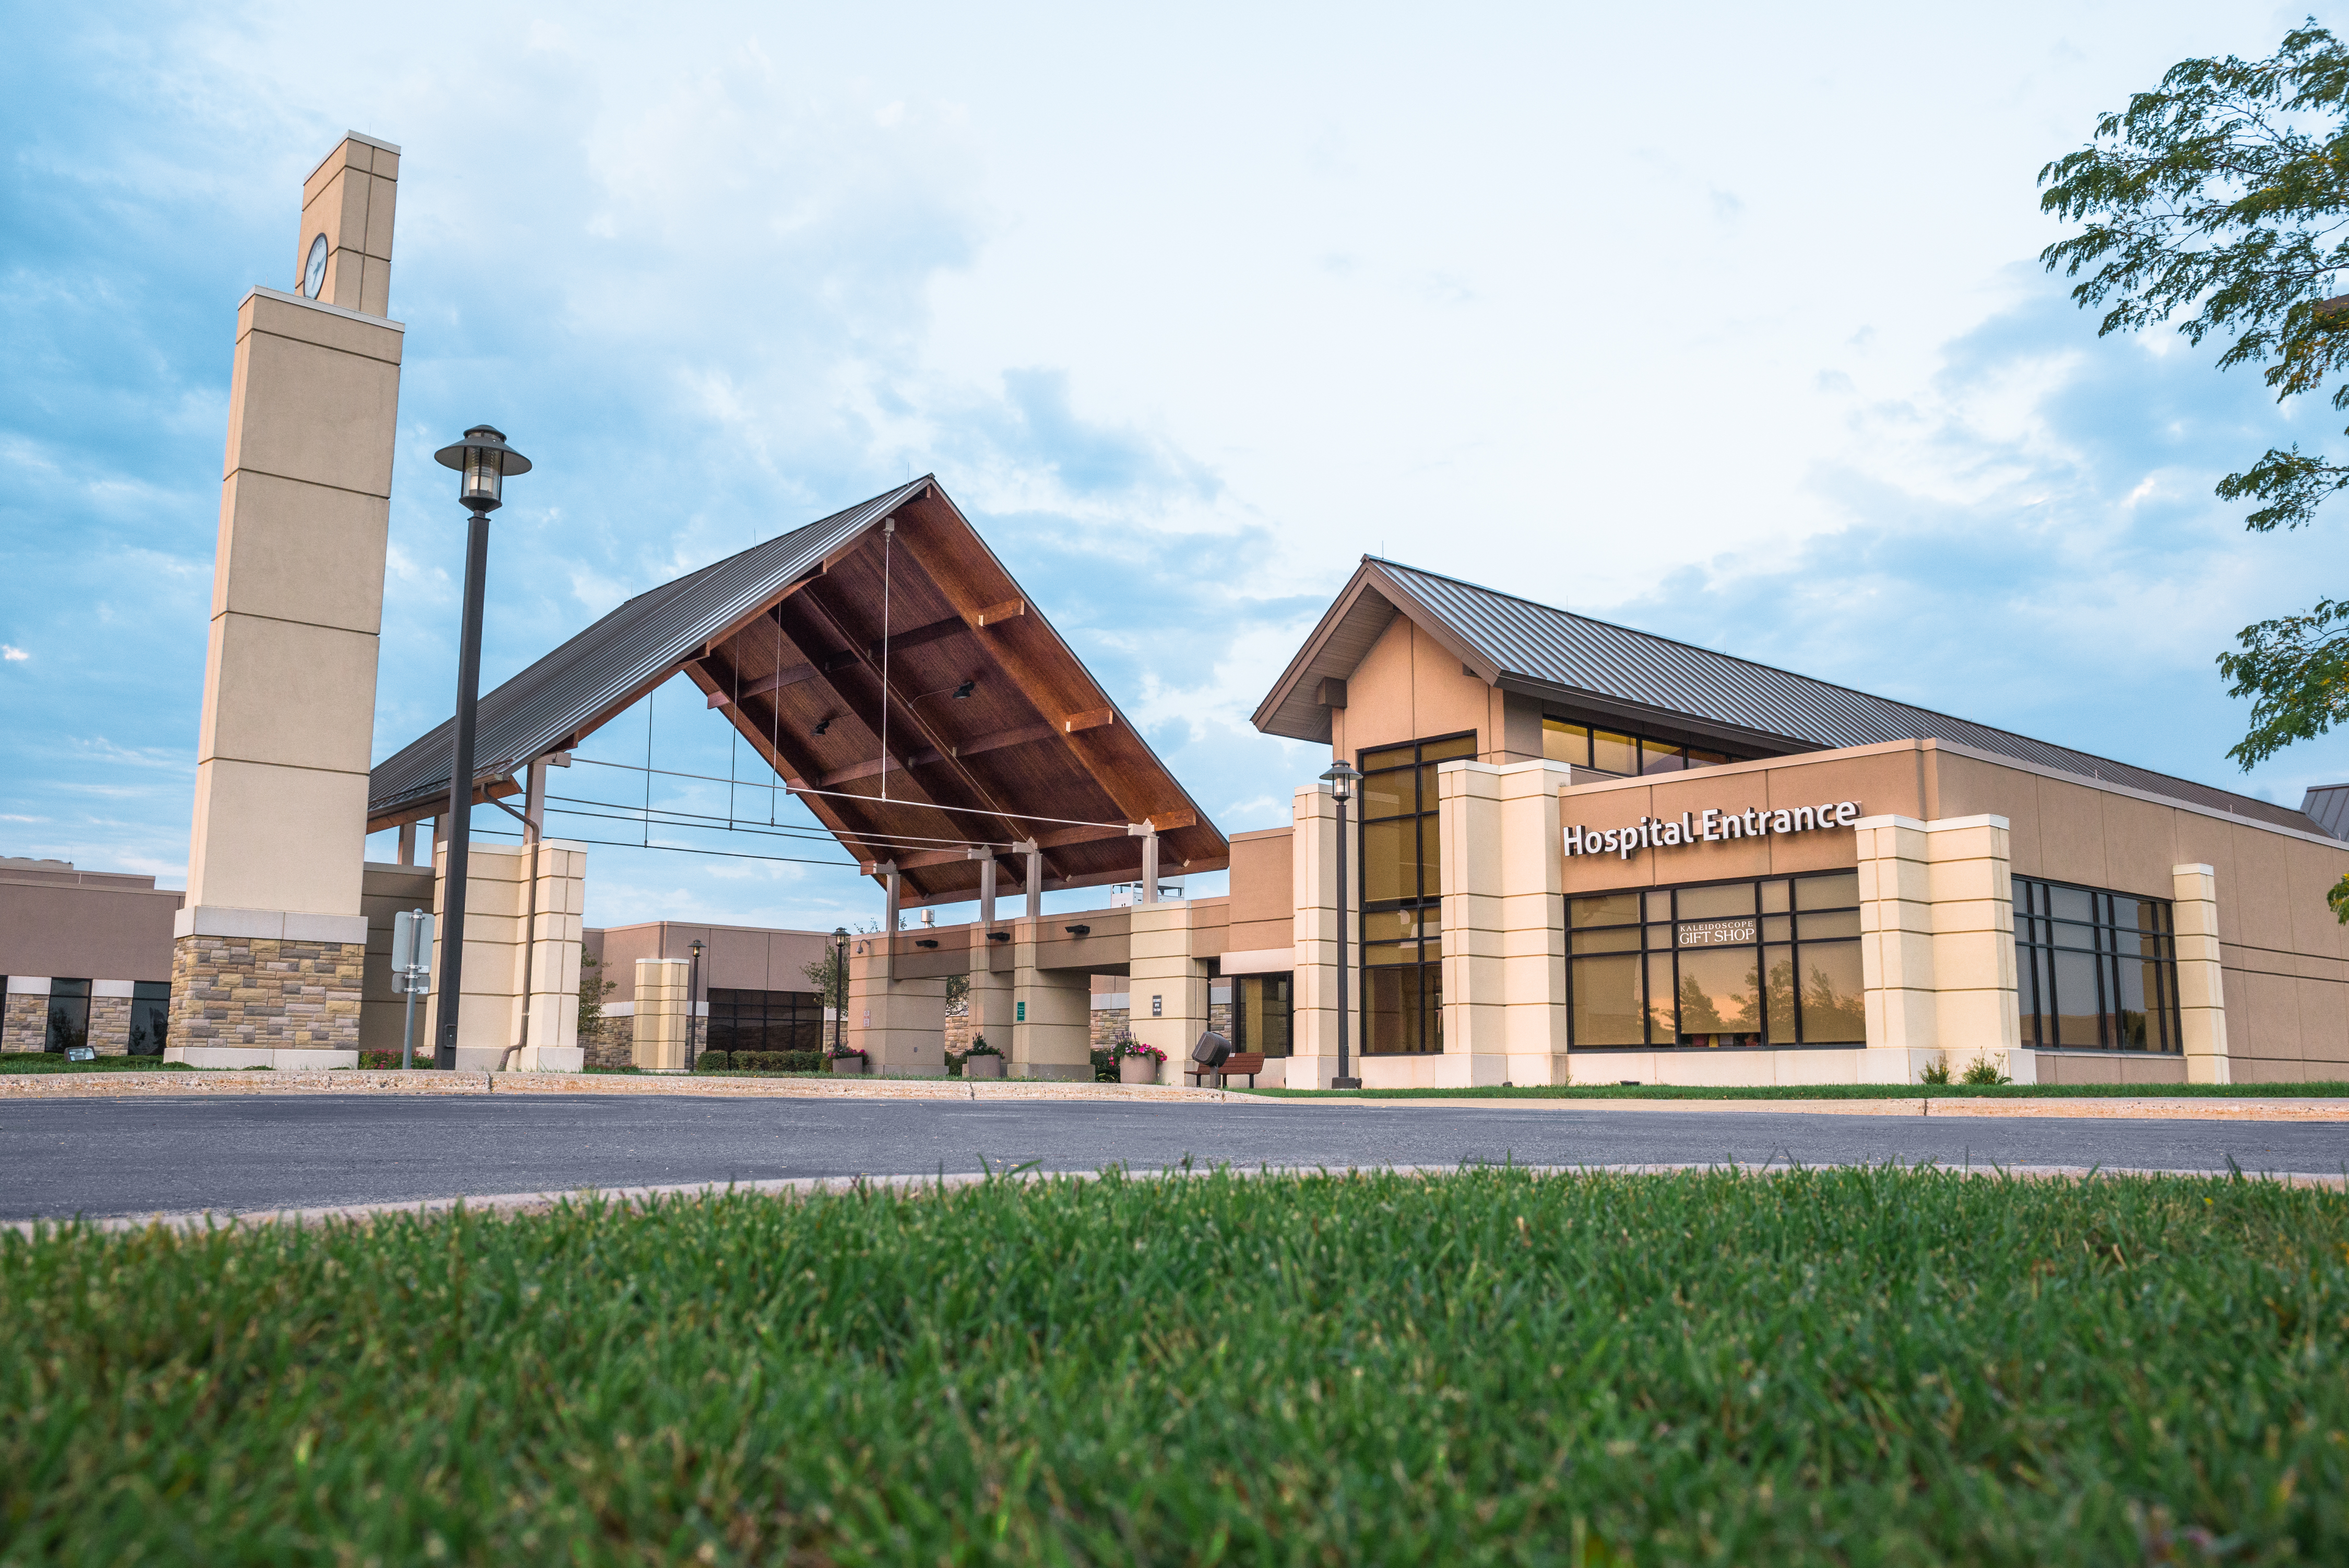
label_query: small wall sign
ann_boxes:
[1151,994,1162,1016]
[1016,1001,1026,1022]
[1678,917,1757,947]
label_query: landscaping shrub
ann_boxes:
[692,1050,824,1074]
[2,1167,2341,1562]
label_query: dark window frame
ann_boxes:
[1356,731,1475,1056]
[2012,876,2181,1053]
[1540,716,1740,778]
[1230,972,1293,1058]
[45,978,92,1054]
[1565,872,1864,1051]
[128,981,170,1057]
[705,987,827,1055]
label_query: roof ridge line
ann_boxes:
[1368,556,2291,820]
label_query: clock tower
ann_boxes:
[167,133,405,1067]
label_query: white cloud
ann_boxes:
[1,646,26,661]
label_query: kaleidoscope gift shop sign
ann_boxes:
[1564,801,1864,862]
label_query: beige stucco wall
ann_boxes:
[1330,615,1512,764]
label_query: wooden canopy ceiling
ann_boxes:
[690,487,1226,904]
[367,477,1227,907]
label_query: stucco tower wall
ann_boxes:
[169,133,403,1068]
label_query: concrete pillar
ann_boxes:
[1441,759,1573,1088]
[167,133,404,1071]
[1021,842,1043,919]
[397,822,416,865]
[513,842,586,1072]
[1854,813,2023,1084]
[1289,784,1344,1089]
[974,851,997,927]
[1140,828,1160,904]
[846,938,947,1076]
[965,925,1014,1055]
[421,838,584,1072]
[1129,900,1210,1083]
[1011,916,1091,1079]
[2173,863,2229,1084]
[632,958,689,1071]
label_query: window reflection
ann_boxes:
[1566,874,1864,1050]
[1547,717,1741,778]
[2012,876,2178,1053]
[1356,733,1465,1054]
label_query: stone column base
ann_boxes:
[166,912,366,1061]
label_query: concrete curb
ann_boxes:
[17,1161,2341,1236]
[1316,1095,2349,1122]
[0,1071,1247,1105]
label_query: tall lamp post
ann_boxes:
[428,425,531,1070]
[831,926,849,1056]
[687,939,705,1070]
[1320,760,1363,1089]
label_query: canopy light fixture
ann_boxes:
[812,717,832,737]
[953,680,976,699]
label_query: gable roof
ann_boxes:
[370,477,1227,905]
[1254,556,2319,835]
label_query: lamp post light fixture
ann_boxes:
[687,939,705,1070]
[426,425,531,1070]
[831,926,850,1058]
[1320,759,1363,1089]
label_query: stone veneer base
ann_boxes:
[167,932,364,1056]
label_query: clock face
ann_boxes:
[303,233,329,299]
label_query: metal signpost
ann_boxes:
[390,908,435,1071]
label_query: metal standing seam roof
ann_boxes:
[1257,556,2321,835]
[2302,785,2349,841]
[366,478,930,827]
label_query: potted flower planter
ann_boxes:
[1119,1055,1157,1085]
[965,1054,1004,1079]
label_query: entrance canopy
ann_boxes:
[367,477,1227,905]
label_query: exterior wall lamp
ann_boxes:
[687,938,705,1070]
[426,425,531,1070]
[1320,759,1363,1089]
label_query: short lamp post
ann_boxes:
[687,939,705,1070]
[427,425,531,1070]
[1321,759,1363,1089]
[831,926,850,1054]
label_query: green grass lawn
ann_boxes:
[1243,1080,2349,1100]
[4,1168,2341,1564]
[0,1052,192,1073]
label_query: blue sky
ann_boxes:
[4,1,2345,932]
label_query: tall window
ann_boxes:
[46,979,91,1053]
[2014,878,2180,1052]
[1567,873,1864,1049]
[128,981,170,1056]
[707,988,825,1054]
[1231,974,1292,1058]
[1543,718,1735,777]
[1359,733,1475,1054]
